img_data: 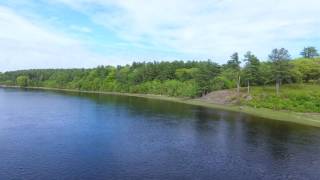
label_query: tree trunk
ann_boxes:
[237,75,241,95]
[247,80,250,94]
[276,79,280,96]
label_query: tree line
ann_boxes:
[0,47,319,97]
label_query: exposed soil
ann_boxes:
[199,89,251,105]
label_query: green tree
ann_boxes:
[300,47,319,58]
[292,58,320,82]
[116,66,130,84]
[195,61,220,96]
[242,51,260,94]
[0,73,4,83]
[211,76,233,90]
[3,57,319,100]
[16,76,29,87]
[227,52,241,70]
[269,48,291,96]
[227,52,241,94]
[175,68,199,81]
[258,62,273,85]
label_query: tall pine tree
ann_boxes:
[269,48,291,96]
[227,52,241,95]
[243,51,260,94]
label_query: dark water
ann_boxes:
[0,88,320,180]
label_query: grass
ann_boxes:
[247,84,320,113]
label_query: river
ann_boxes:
[0,88,319,180]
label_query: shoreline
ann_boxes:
[1,85,320,127]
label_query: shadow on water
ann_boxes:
[55,90,320,153]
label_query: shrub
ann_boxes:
[16,76,29,87]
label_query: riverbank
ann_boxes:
[1,85,320,127]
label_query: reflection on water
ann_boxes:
[0,88,320,180]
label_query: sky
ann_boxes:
[0,0,319,71]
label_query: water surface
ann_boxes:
[0,88,320,180]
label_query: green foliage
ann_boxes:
[226,52,241,70]
[194,61,220,95]
[211,76,233,90]
[0,61,213,97]
[175,68,199,81]
[242,51,260,85]
[258,62,273,85]
[225,52,241,93]
[292,58,320,82]
[269,48,292,83]
[0,55,319,115]
[268,48,292,95]
[16,76,29,87]
[247,84,320,112]
[300,47,319,58]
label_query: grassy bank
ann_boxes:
[247,84,320,113]
[1,85,320,127]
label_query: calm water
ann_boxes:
[0,88,320,180]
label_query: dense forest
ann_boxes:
[1,47,320,112]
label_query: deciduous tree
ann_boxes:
[300,47,319,58]
[16,76,29,87]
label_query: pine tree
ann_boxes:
[243,51,260,94]
[227,52,241,95]
[269,48,291,96]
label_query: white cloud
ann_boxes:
[55,0,320,60]
[0,6,125,71]
[1,0,320,71]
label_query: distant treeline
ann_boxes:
[0,47,320,97]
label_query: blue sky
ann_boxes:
[0,0,319,71]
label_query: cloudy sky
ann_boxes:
[0,0,319,71]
